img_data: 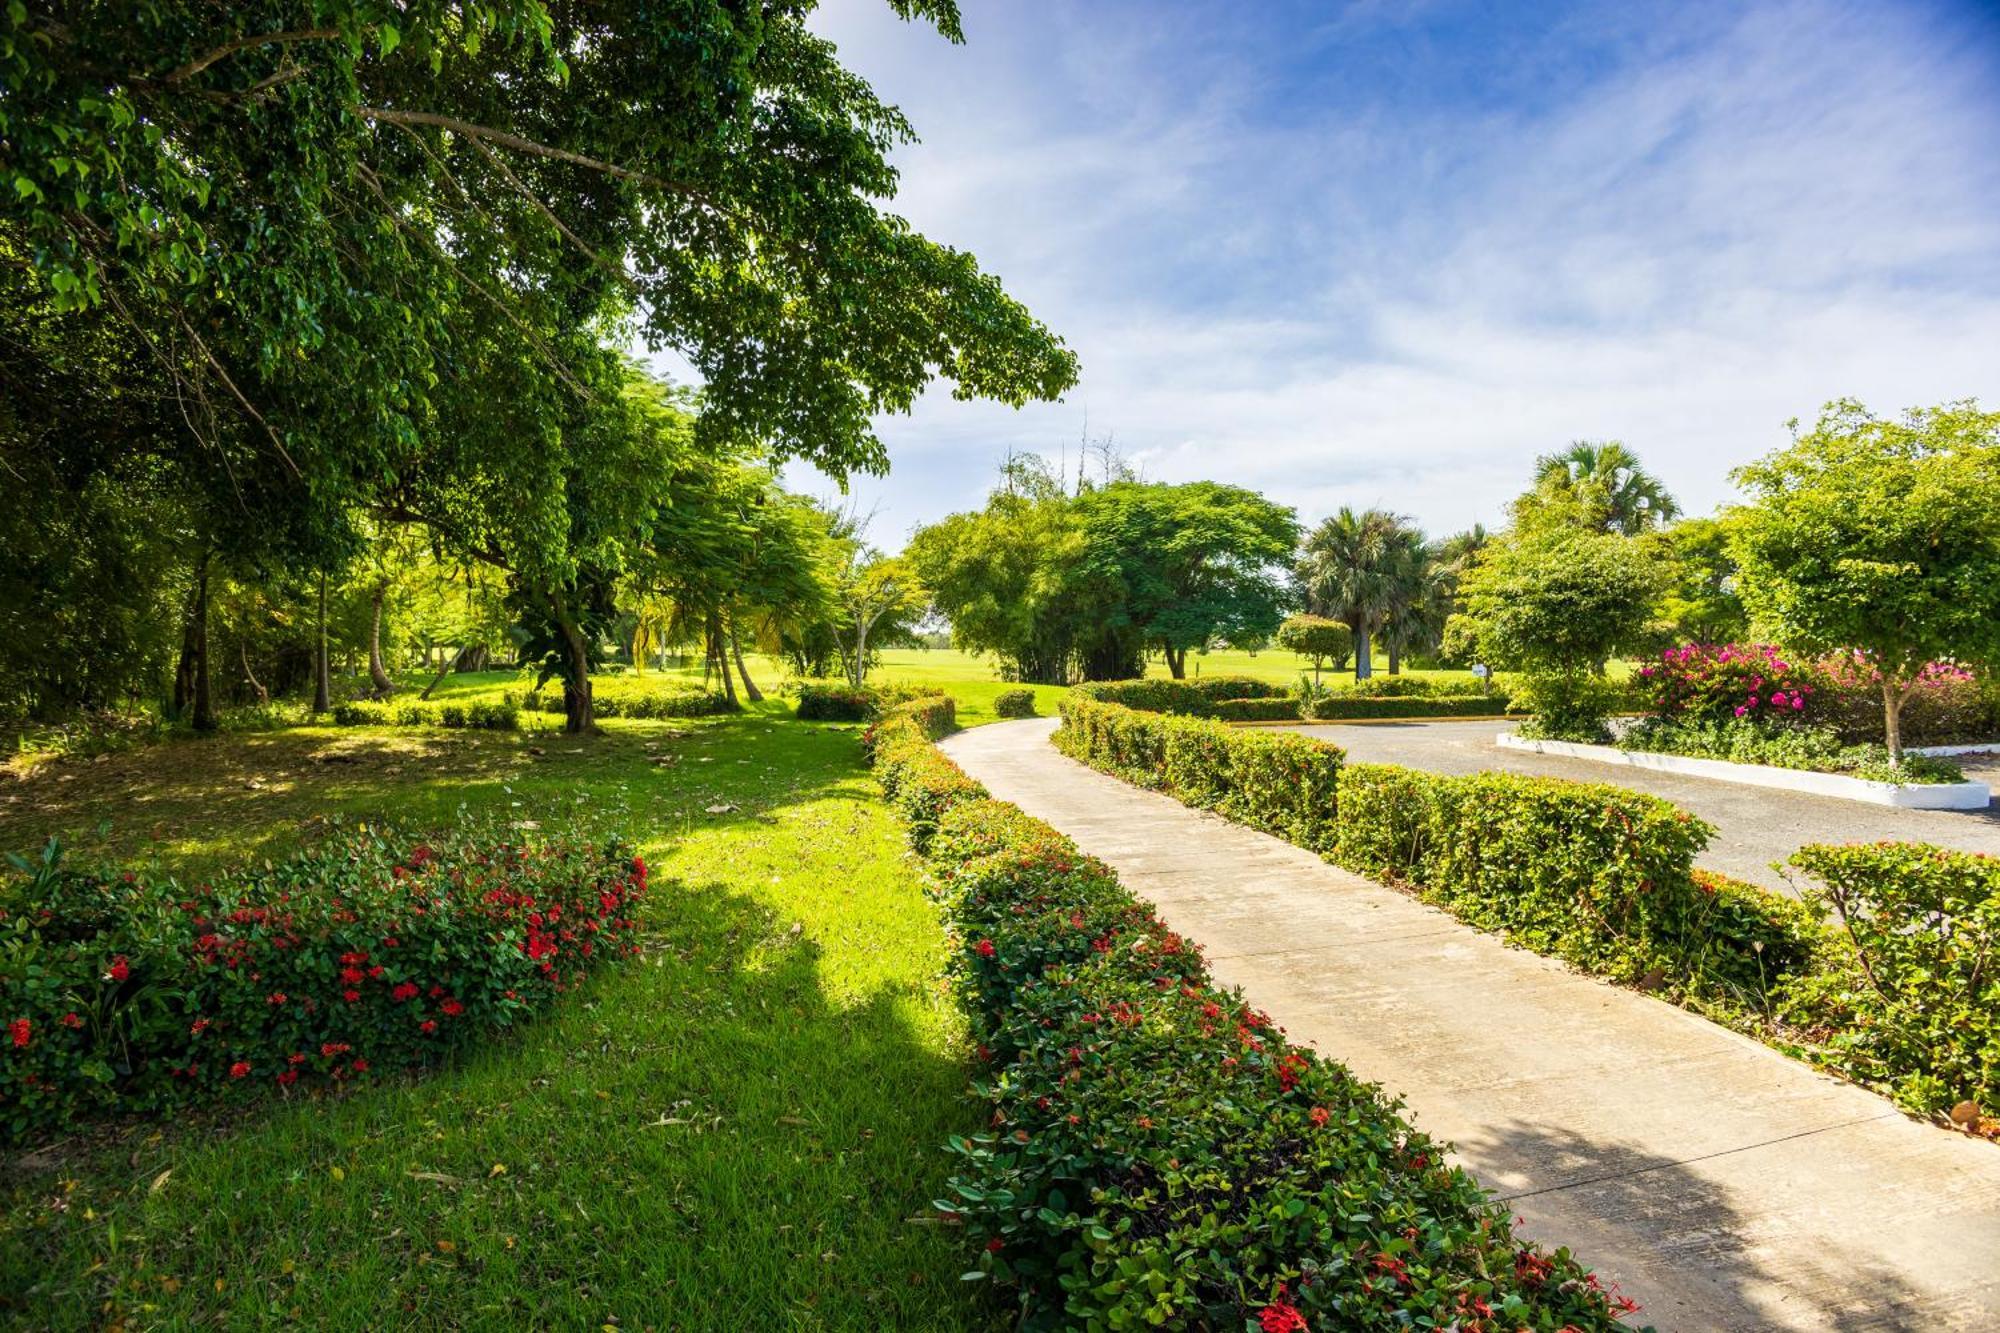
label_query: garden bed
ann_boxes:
[1496,731,1993,809]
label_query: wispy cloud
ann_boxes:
[776,0,2000,544]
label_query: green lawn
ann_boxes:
[0,711,1000,1330]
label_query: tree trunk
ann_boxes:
[560,616,594,734]
[1164,645,1186,679]
[367,583,395,697]
[707,610,738,708]
[1882,675,1905,768]
[851,614,871,687]
[1354,623,1373,681]
[729,623,764,703]
[312,571,331,714]
[240,641,269,704]
[1312,657,1323,686]
[188,551,216,732]
[1387,640,1401,676]
[419,649,457,701]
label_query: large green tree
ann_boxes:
[1072,482,1298,679]
[1730,399,2000,764]
[1296,508,1417,681]
[4,2,1077,730]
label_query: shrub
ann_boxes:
[792,680,941,722]
[528,688,732,720]
[1617,716,1965,784]
[1303,694,1514,721]
[1512,670,1623,742]
[991,687,1037,719]
[874,721,1636,1329]
[328,699,521,731]
[0,824,645,1144]
[1206,695,1300,722]
[1070,676,1284,715]
[1808,655,2000,747]
[867,697,977,850]
[1274,613,1351,678]
[1637,643,1818,726]
[1780,843,1999,1115]
[1058,696,1344,852]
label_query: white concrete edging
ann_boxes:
[1495,731,1993,809]
[1908,740,2000,757]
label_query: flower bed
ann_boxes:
[868,701,1638,1330]
[0,823,645,1144]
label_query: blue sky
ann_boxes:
[754,0,2000,547]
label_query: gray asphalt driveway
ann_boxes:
[1266,719,2000,894]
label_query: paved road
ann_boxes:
[1263,719,2000,894]
[941,718,2000,1332]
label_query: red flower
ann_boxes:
[985,1237,1004,1253]
[60,1012,84,1029]
[1259,1298,1308,1332]
[391,982,419,1003]
[230,1061,251,1079]
[343,989,361,1003]
[975,939,997,958]
[190,1018,211,1035]
[275,1069,298,1086]
[107,955,130,982]
[352,1058,369,1073]
[8,1018,29,1049]
[1309,1106,1330,1127]
[321,1042,351,1058]
[267,992,288,1006]
[440,999,464,1017]
[419,1019,438,1034]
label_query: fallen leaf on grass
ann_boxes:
[704,802,738,814]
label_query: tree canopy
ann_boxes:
[1729,398,2000,762]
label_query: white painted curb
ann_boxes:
[1908,741,2000,757]
[1496,732,1993,810]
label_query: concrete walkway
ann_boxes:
[1266,719,2000,895]
[940,718,2000,1333]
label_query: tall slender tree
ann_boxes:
[1297,508,1416,680]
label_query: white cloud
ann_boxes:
[782,0,2000,544]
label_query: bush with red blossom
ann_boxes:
[0,821,644,1143]
[871,701,1637,1331]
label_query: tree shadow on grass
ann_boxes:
[1,874,998,1332]
[1455,1118,1947,1332]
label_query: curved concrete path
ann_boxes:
[1264,719,2000,896]
[940,718,2000,1333]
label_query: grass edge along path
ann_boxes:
[868,698,1645,1331]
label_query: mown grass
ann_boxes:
[0,713,1000,1331]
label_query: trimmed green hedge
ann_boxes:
[992,687,1037,719]
[1304,694,1515,720]
[1070,676,1286,714]
[794,679,940,722]
[331,699,520,730]
[1073,675,1518,723]
[526,688,733,720]
[1056,694,1997,1121]
[867,708,1638,1331]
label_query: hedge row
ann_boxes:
[794,679,942,722]
[867,703,1638,1330]
[331,699,521,730]
[1072,676,1517,724]
[525,688,734,719]
[1069,676,1287,714]
[0,824,645,1143]
[1056,695,1998,1121]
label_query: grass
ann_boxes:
[0,711,1001,1331]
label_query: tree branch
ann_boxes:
[165,28,342,83]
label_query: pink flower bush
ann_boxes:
[1640,644,1817,726]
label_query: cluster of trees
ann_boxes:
[1,2,1075,733]
[1443,405,2000,761]
[906,455,1299,683]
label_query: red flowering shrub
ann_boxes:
[1637,643,1817,725]
[0,822,644,1143]
[873,712,1637,1331]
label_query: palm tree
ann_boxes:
[1297,508,1415,680]
[1526,441,1679,536]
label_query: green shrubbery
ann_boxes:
[794,679,939,722]
[1070,676,1286,714]
[330,698,521,730]
[991,687,1037,718]
[525,688,733,720]
[0,824,645,1143]
[1056,694,1999,1120]
[1617,716,1965,784]
[869,708,1638,1330]
[1780,844,1999,1115]
[1074,673,1515,724]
